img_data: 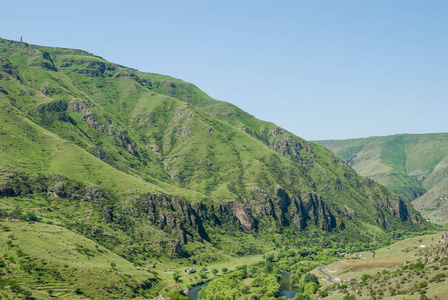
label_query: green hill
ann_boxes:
[0,38,430,297]
[315,133,448,223]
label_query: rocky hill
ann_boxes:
[0,38,430,297]
[315,133,448,223]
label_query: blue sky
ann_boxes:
[2,0,448,140]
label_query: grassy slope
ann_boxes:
[316,232,448,300]
[0,37,424,232]
[0,38,433,297]
[0,221,157,299]
[315,133,448,222]
[0,95,202,200]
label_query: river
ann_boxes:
[187,272,299,299]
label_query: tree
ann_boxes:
[222,267,228,274]
[304,273,319,285]
[264,261,273,273]
[211,268,218,275]
[110,262,116,269]
[10,206,22,219]
[265,254,275,262]
[304,282,319,295]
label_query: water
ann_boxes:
[187,272,299,299]
[279,271,300,299]
[187,282,208,300]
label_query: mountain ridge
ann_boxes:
[315,132,448,223]
[0,37,431,297]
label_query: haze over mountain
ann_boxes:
[316,133,448,224]
[0,38,429,298]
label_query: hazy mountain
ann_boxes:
[316,133,448,223]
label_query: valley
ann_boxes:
[315,134,448,224]
[0,37,443,299]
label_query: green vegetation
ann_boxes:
[315,133,448,223]
[0,221,156,299]
[318,232,448,299]
[0,37,435,298]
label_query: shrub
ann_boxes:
[361,274,371,282]
[430,273,445,283]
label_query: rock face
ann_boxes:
[34,99,76,124]
[0,37,429,263]
[433,231,448,256]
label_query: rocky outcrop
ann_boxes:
[68,98,93,114]
[28,51,57,71]
[0,57,21,80]
[72,60,116,77]
[230,201,258,232]
[68,98,139,156]
[292,193,339,231]
[34,99,76,124]
[375,197,420,227]
[433,231,448,256]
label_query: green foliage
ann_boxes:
[0,37,432,299]
[361,274,372,282]
[304,273,319,285]
[173,272,181,282]
[303,282,319,295]
[430,273,445,283]
[316,133,448,222]
[170,291,188,300]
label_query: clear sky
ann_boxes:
[2,0,448,140]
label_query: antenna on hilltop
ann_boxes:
[20,36,22,42]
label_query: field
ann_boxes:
[314,232,448,299]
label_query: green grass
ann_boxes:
[318,232,447,300]
[316,133,448,222]
[0,37,435,298]
[0,221,156,299]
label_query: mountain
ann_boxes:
[0,38,429,297]
[315,133,448,223]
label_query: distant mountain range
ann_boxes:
[315,133,448,224]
